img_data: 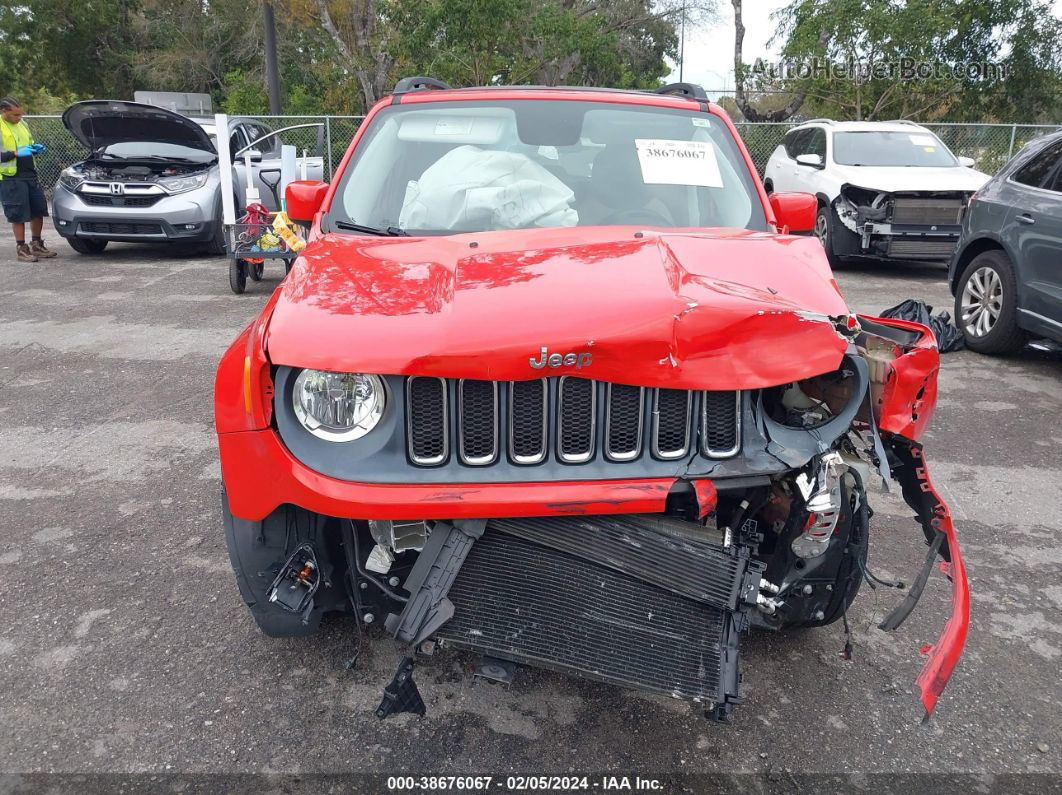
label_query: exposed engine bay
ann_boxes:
[223,313,967,724]
[66,159,211,183]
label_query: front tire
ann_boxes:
[206,218,227,256]
[223,496,324,637]
[229,259,247,294]
[781,474,869,629]
[223,496,352,637]
[67,237,108,255]
[815,203,859,268]
[955,250,1026,354]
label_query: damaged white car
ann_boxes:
[764,120,990,264]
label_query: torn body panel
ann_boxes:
[857,314,940,439]
[851,315,967,715]
[884,437,969,717]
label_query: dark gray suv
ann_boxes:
[949,131,1062,353]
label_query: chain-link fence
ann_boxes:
[20,114,1061,192]
[21,114,366,194]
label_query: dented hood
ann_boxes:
[266,227,852,390]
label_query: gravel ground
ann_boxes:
[0,226,1060,780]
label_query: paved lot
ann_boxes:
[0,227,1060,777]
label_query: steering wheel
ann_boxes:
[604,207,672,227]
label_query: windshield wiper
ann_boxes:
[97,152,209,164]
[334,220,408,236]
[132,155,206,163]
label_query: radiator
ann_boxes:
[434,515,751,706]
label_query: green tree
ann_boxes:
[761,0,1062,122]
[0,0,141,102]
[295,0,691,112]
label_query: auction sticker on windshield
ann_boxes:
[635,138,723,187]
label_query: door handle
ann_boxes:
[1017,213,1035,225]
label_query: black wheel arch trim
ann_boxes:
[949,234,1016,294]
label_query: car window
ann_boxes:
[229,128,246,159]
[245,123,280,157]
[1012,140,1062,189]
[1046,162,1062,193]
[784,129,811,159]
[807,128,827,159]
[327,99,768,235]
[833,130,958,166]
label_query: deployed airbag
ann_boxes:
[399,145,578,231]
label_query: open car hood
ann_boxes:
[62,100,215,154]
[266,227,853,390]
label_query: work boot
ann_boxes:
[16,244,37,263]
[30,240,57,258]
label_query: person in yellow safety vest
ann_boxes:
[1,97,58,262]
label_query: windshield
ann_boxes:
[101,141,216,162]
[325,99,767,235]
[833,131,958,167]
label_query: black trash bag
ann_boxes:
[879,299,965,353]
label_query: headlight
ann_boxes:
[59,167,84,191]
[292,370,385,441]
[158,171,210,194]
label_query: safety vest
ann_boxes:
[0,119,34,179]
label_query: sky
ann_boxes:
[664,0,788,99]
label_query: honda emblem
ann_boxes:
[110,182,124,195]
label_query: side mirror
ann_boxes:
[242,149,264,164]
[286,180,329,224]
[795,153,824,168]
[957,156,976,168]
[769,191,817,234]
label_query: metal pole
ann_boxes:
[679,3,686,83]
[1008,124,1017,159]
[324,116,333,179]
[263,1,282,115]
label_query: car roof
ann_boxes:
[390,84,717,113]
[790,120,934,135]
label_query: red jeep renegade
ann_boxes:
[215,78,967,721]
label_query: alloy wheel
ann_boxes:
[960,265,1003,337]
[815,212,828,248]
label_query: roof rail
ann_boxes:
[392,76,453,96]
[884,119,922,126]
[801,118,835,125]
[654,82,709,102]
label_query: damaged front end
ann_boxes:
[222,314,968,723]
[834,184,974,262]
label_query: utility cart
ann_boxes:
[214,114,322,294]
[226,216,299,294]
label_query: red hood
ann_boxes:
[266,227,851,390]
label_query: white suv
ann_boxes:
[764,120,990,265]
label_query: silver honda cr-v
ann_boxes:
[52,101,229,254]
[51,100,323,255]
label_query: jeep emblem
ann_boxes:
[530,346,592,370]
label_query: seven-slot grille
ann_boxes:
[405,376,740,467]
